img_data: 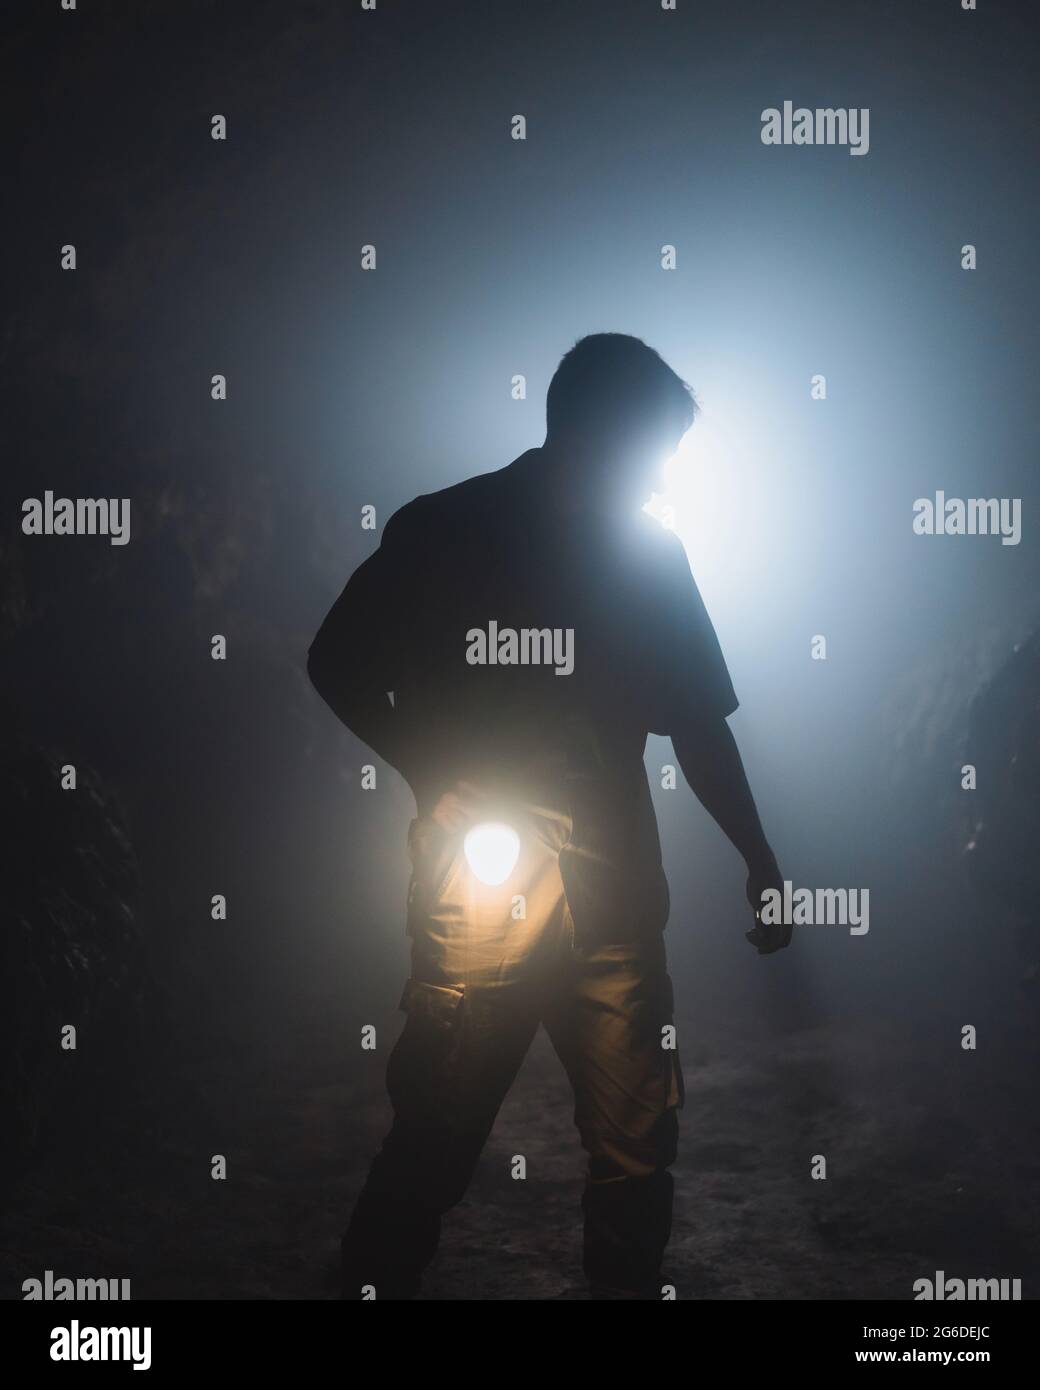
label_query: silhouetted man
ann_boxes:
[308,333,789,1299]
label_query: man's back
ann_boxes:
[337,445,738,934]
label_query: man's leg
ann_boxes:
[543,930,684,1299]
[341,975,539,1298]
[341,812,569,1299]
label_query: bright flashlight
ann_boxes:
[463,822,520,886]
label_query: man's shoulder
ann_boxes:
[629,509,694,579]
[386,453,534,537]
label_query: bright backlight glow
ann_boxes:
[463,822,520,886]
[643,393,792,628]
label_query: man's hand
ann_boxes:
[744,852,791,955]
[430,781,489,833]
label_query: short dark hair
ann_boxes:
[546,333,697,441]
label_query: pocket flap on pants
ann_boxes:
[399,979,465,1031]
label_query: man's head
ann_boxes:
[545,333,697,511]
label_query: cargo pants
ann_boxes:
[341,802,684,1298]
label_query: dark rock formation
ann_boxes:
[0,742,147,1189]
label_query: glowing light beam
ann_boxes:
[463,822,520,886]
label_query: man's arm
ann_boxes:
[672,716,790,954]
[307,508,417,783]
[648,528,790,953]
[672,716,773,868]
